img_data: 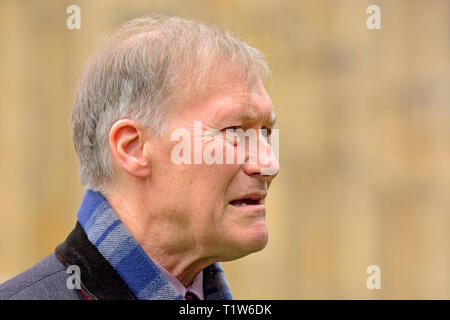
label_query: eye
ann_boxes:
[261,127,272,140]
[222,126,243,145]
[222,126,242,132]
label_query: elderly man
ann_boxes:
[0,14,279,300]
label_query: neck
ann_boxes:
[104,186,218,287]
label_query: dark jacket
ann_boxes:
[0,222,136,300]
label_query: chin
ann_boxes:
[224,224,269,261]
[247,225,269,252]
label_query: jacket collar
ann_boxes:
[55,190,233,300]
[55,222,135,300]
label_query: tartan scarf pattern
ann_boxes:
[76,190,233,300]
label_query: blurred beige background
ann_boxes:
[0,0,449,299]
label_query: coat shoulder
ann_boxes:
[0,253,82,300]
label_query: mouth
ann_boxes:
[228,193,267,210]
[229,198,263,207]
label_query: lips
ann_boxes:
[228,193,266,207]
[229,198,261,206]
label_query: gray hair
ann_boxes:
[71,14,270,193]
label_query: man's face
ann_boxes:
[149,78,279,261]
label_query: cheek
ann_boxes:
[184,164,240,226]
[204,132,247,166]
[164,134,241,215]
[192,163,238,200]
[192,137,241,188]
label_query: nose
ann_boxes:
[242,129,279,181]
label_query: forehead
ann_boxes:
[168,79,276,131]
[204,80,276,123]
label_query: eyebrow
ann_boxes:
[219,106,277,127]
[270,114,277,127]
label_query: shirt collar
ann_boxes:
[153,261,204,300]
[77,189,232,300]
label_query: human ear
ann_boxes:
[109,119,151,178]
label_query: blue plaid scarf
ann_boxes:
[76,190,233,300]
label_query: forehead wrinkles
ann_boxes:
[213,87,274,124]
[214,102,274,127]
